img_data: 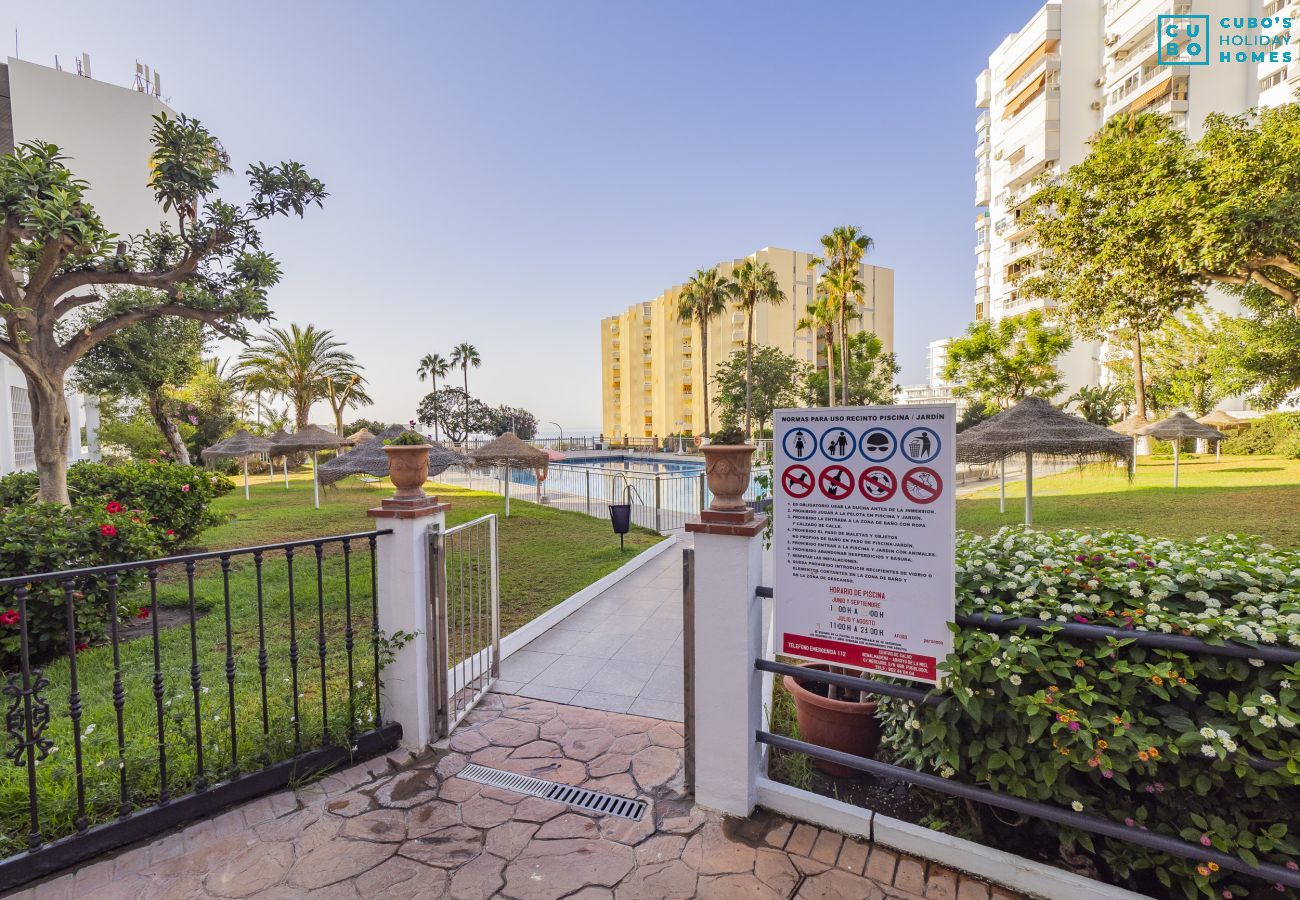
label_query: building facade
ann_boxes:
[599,247,894,439]
[973,0,1297,400]
[0,56,175,474]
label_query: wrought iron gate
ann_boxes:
[428,514,500,738]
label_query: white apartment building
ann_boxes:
[974,0,1297,402]
[896,338,966,411]
[0,56,175,474]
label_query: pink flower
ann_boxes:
[100,524,117,537]
[104,501,123,514]
[1068,721,1080,731]
[1102,770,1114,779]
[1124,817,1135,827]
[0,609,18,627]
[1073,615,1089,623]
[181,484,191,493]
[148,459,158,464]
[1287,861,1298,871]
[1200,835,1212,847]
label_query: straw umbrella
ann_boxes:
[201,429,274,501]
[275,425,346,508]
[469,432,549,517]
[957,396,1132,525]
[266,429,292,487]
[1198,410,1243,461]
[318,425,471,487]
[1109,412,1152,473]
[1138,412,1224,489]
[344,428,376,454]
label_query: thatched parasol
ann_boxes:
[1197,410,1242,429]
[469,433,550,517]
[201,429,274,500]
[345,427,376,446]
[1138,412,1224,488]
[1108,413,1151,436]
[957,396,1132,525]
[275,426,347,508]
[318,426,471,487]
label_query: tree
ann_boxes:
[71,290,207,463]
[236,324,360,430]
[796,298,846,406]
[1142,310,1224,416]
[1067,384,1127,426]
[323,372,373,440]
[345,417,389,437]
[1023,115,1207,419]
[174,358,241,459]
[0,115,325,502]
[730,259,786,438]
[712,347,807,437]
[809,225,874,403]
[826,331,899,406]
[449,343,481,443]
[1209,299,1300,409]
[487,405,538,439]
[416,352,451,440]
[943,311,1072,410]
[416,387,493,446]
[677,267,733,435]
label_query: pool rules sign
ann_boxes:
[773,404,956,685]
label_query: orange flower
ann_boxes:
[1112,715,1124,725]
[1048,685,1059,693]
[1133,608,1145,615]
[1138,751,1150,762]
[1197,865,1211,877]
[1148,747,1160,759]
[1208,862,1219,872]
[1097,739,1109,749]
[1059,748,1070,756]
[1075,659,1086,668]
[1177,677,1188,685]
[1105,610,1116,617]
[1152,675,1164,685]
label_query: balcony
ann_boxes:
[976,68,991,108]
[975,164,991,206]
[999,52,1060,104]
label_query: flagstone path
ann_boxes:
[16,693,1021,900]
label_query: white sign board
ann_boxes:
[773,404,956,685]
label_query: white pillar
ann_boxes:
[1024,452,1034,527]
[84,395,101,462]
[687,510,767,817]
[369,493,448,751]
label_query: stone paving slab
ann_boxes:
[12,693,1023,900]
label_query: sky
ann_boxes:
[7,0,1046,435]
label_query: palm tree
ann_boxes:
[731,259,786,439]
[416,352,452,440]
[449,343,481,444]
[235,324,359,429]
[677,267,734,436]
[809,226,874,404]
[324,373,373,441]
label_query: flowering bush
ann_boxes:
[878,528,1300,899]
[0,460,233,544]
[0,503,162,665]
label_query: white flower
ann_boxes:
[1200,744,1216,757]
[1071,801,1084,812]
[1261,693,1277,706]
[1223,739,1238,753]
[1216,729,1230,742]
[1242,706,1259,717]
[1009,675,1022,686]
[1278,715,1294,728]
[1199,727,1216,739]
[201,686,210,694]
[939,765,955,778]
[990,657,1003,667]
[1260,715,1278,728]
[82,724,96,737]
[907,719,922,730]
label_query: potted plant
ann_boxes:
[782,664,881,776]
[701,425,754,511]
[382,430,431,500]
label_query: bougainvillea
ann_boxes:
[878,528,1300,899]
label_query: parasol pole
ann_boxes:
[999,458,1006,513]
[1215,439,1220,463]
[1024,451,1033,527]
[284,455,289,488]
[504,460,511,517]
[243,456,250,501]
[1173,441,1180,490]
[313,450,320,508]
[267,453,274,483]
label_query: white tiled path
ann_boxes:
[496,538,687,721]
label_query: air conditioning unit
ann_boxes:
[1091,100,1103,110]
[1104,33,1119,46]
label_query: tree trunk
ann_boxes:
[839,306,849,404]
[1132,329,1148,420]
[295,396,311,429]
[744,310,754,440]
[462,367,470,445]
[28,375,72,505]
[826,326,837,407]
[147,391,191,465]
[700,321,710,436]
[431,374,440,441]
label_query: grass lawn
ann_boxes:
[957,454,1300,548]
[1,472,661,855]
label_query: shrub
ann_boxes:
[1221,413,1300,456]
[0,502,163,664]
[0,461,234,544]
[878,528,1299,899]
[1277,434,1300,461]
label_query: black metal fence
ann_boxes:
[750,584,1300,891]
[0,530,399,891]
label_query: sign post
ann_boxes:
[773,404,956,685]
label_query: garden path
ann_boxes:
[24,693,1022,900]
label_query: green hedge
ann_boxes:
[879,528,1299,899]
[1221,413,1300,456]
[0,461,233,544]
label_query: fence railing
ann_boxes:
[749,585,1300,891]
[0,530,399,891]
[429,515,499,738]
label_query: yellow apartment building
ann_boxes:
[599,247,894,439]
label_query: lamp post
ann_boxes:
[548,421,563,448]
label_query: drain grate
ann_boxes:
[455,763,647,821]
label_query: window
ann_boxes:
[1263,0,1286,16]
[10,385,34,469]
[1260,68,1286,91]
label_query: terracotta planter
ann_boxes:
[783,663,880,777]
[382,445,431,500]
[701,444,756,512]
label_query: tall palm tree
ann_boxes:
[235,324,359,429]
[797,299,840,407]
[809,226,874,404]
[449,343,481,444]
[416,352,452,440]
[324,373,373,441]
[730,259,786,438]
[677,267,734,436]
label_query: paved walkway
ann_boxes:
[496,540,686,721]
[23,693,1021,900]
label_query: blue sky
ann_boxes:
[9,1,1044,434]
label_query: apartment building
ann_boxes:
[973,0,1297,400]
[599,247,894,439]
[0,55,175,473]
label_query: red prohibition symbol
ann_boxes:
[901,466,943,505]
[818,464,854,500]
[859,466,897,502]
[781,464,814,498]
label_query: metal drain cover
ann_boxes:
[456,763,646,821]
